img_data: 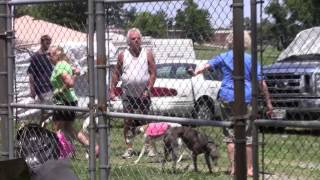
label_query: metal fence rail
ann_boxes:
[1,0,319,180]
[254,120,320,180]
[256,0,320,179]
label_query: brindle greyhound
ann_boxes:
[162,126,219,173]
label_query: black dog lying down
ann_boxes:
[162,126,219,173]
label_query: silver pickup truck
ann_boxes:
[263,27,320,120]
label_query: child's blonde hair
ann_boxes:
[51,46,69,62]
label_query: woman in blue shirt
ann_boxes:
[190,32,272,176]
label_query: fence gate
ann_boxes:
[254,0,320,180]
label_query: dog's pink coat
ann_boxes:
[146,122,169,137]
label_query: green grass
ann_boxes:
[259,131,320,179]
[70,120,320,180]
[15,118,320,180]
[72,120,318,180]
[194,45,225,60]
[108,123,233,180]
[259,46,280,65]
[194,45,281,66]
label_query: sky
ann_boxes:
[123,0,267,29]
[11,0,267,28]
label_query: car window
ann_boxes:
[175,66,191,79]
[157,65,173,78]
[157,63,195,79]
[204,69,222,81]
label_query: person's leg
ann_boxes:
[77,130,100,156]
[122,96,135,158]
[246,105,253,176]
[246,144,253,176]
[122,119,135,158]
[38,92,53,127]
[220,101,235,175]
[227,142,235,175]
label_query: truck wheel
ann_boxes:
[195,99,214,120]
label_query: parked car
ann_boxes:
[263,27,320,120]
[109,61,222,120]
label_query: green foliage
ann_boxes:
[106,3,127,28]
[15,1,127,32]
[129,11,168,38]
[194,45,224,60]
[264,0,320,50]
[175,0,212,43]
[15,1,88,32]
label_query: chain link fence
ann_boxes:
[1,0,319,180]
[256,0,320,180]
[12,1,91,179]
[8,0,236,179]
[105,0,234,179]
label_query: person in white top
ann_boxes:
[110,28,156,159]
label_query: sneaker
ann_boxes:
[147,147,156,157]
[122,148,134,159]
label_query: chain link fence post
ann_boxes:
[0,0,9,161]
[250,0,259,179]
[95,1,109,180]
[88,0,97,179]
[6,2,14,159]
[232,0,247,179]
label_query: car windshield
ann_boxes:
[156,63,196,79]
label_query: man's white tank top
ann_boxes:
[121,48,150,97]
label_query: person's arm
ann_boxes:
[27,57,36,98]
[71,65,81,76]
[109,52,123,100]
[61,71,76,88]
[144,49,156,95]
[28,73,36,99]
[193,63,211,76]
[259,80,273,117]
[142,50,156,97]
[190,55,221,76]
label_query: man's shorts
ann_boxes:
[53,101,78,122]
[220,101,253,144]
[122,95,151,128]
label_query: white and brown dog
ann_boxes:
[134,122,184,164]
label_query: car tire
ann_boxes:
[194,98,215,120]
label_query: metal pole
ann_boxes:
[88,0,96,179]
[95,1,109,180]
[0,0,9,161]
[250,0,259,179]
[106,112,233,127]
[232,0,246,179]
[6,2,14,159]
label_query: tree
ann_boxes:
[15,1,129,32]
[15,1,88,32]
[265,0,320,49]
[105,3,126,28]
[244,17,251,30]
[129,11,167,38]
[175,0,212,43]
